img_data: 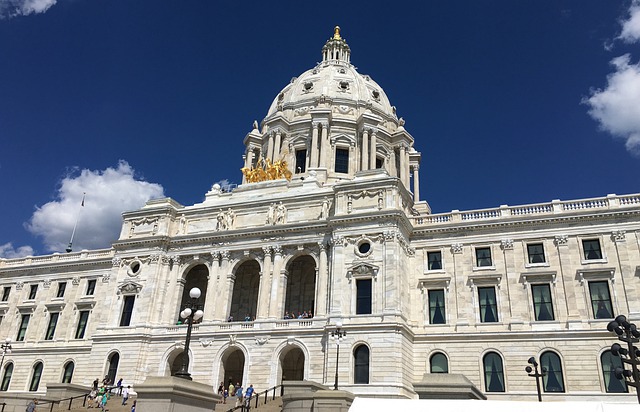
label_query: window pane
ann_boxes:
[62,362,74,384]
[601,350,628,393]
[589,281,613,319]
[29,362,43,392]
[56,282,66,298]
[430,353,448,373]
[28,285,37,300]
[1,364,13,391]
[583,239,602,260]
[478,287,498,323]
[17,314,30,341]
[86,279,96,295]
[428,289,446,324]
[335,148,349,173]
[532,284,554,321]
[476,247,492,267]
[45,313,59,340]
[354,345,370,384]
[120,296,135,326]
[356,279,372,314]
[427,251,442,270]
[483,352,505,392]
[541,352,565,392]
[527,243,545,264]
[1,287,10,302]
[75,311,89,339]
[295,149,307,173]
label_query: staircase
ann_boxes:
[56,396,283,412]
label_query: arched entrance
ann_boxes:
[229,261,260,321]
[168,351,185,376]
[284,256,316,318]
[280,347,305,381]
[178,265,209,323]
[221,349,245,387]
[106,353,119,385]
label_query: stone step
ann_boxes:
[56,396,283,412]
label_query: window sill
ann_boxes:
[581,259,607,265]
[472,266,496,272]
[524,262,549,269]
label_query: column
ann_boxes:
[246,147,254,168]
[257,247,273,319]
[315,242,329,316]
[319,123,329,168]
[310,123,319,168]
[217,251,231,319]
[405,148,411,189]
[361,129,369,171]
[274,131,282,160]
[412,164,420,202]
[269,246,284,318]
[369,131,377,170]
[399,145,407,186]
[267,132,275,162]
[204,252,220,320]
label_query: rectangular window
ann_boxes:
[356,279,372,314]
[428,289,446,324]
[17,314,30,341]
[583,239,603,260]
[75,311,89,339]
[531,284,554,321]
[56,282,67,298]
[427,251,442,270]
[375,157,383,169]
[45,313,59,340]
[86,279,96,295]
[475,247,493,267]
[295,149,307,173]
[120,296,135,327]
[335,148,349,174]
[527,243,546,264]
[28,285,37,300]
[478,287,498,323]
[1,287,10,302]
[589,281,613,319]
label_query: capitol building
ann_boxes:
[1,27,640,402]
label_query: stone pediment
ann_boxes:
[117,281,143,296]
[346,262,379,282]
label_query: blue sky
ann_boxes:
[1,1,639,257]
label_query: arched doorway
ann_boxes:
[178,265,209,323]
[168,351,186,377]
[221,349,245,387]
[106,353,119,385]
[284,256,316,318]
[229,261,260,321]
[281,347,305,381]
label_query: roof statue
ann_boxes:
[241,155,293,183]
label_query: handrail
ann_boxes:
[223,383,284,412]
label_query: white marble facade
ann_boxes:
[1,28,640,402]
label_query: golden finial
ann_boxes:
[333,26,341,40]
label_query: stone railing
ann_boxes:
[0,248,115,268]
[412,193,640,226]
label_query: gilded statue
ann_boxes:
[242,155,293,183]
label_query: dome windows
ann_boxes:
[371,90,380,101]
[339,80,350,92]
[303,81,314,93]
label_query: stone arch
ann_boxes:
[159,344,193,377]
[283,255,317,319]
[105,351,120,385]
[177,264,209,323]
[217,345,248,389]
[271,339,310,386]
[61,358,75,383]
[229,260,260,321]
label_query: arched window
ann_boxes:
[601,350,628,393]
[540,352,564,392]
[483,352,505,392]
[354,345,370,384]
[29,362,43,391]
[62,361,74,383]
[0,363,13,391]
[430,352,448,373]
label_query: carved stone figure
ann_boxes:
[276,202,287,224]
[320,197,332,219]
[217,209,227,231]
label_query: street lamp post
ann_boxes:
[331,321,346,390]
[174,287,203,380]
[607,314,640,404]
[525,356,546,402]
[0,338,12,372]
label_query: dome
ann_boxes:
[265,27,396,121]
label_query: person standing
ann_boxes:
[116,377,123,396]
[235,383,243,407]
[26,399,37,412]
[244,384,254,407]
[122,385,130,405]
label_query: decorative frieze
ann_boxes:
[554,235,568,246]
[500,239,514,250]
[612,230,626,242]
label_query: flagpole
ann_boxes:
[66,193,85,253]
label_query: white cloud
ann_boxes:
[584,54,640,156]
[619,0,640,43]
[0,0,56,19]
[26,161,164,253]
[0,243,34,259]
